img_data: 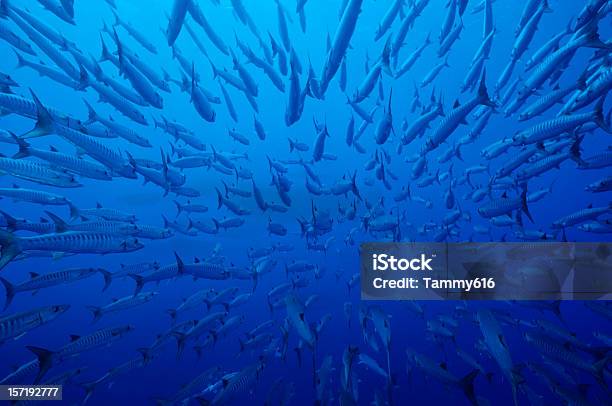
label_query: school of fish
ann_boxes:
[0,0,611,405]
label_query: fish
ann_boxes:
[87,292,157,323]
[0,267,109,309]
[406,348,479,405]
[165,0,189,46]
[28,325,133,383]
[0,304,70,343]
[187,2,228,55]
[190,64,216,122]
[319,0,364,94]
[0,229,144,271]
[424,72,494,152]
[477,309,522,406]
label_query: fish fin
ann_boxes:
[0,229,21,271]
[86,306,102,323]
[128,274,144,296]
[26,346,54,384]
[477,69,495,107]
[459,369,479,406]
[45,211,68,233]
[593,96,611,133]
[23,89,54,139]
[0,276,15,310]
[174,251,184,274]
[99,269,112,292]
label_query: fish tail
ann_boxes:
[128,274,144,296]
[68,203,79,221]
[26,345,55,384]
[477,69,496,108]
[459,369,479,406]
[99,34,111,62]
[593,96,611,133]
[594,354,611,390]
[0,276,15,310]
[99,269,112,292]
[510,369,524,406]
[351,171,361,200]
[113,28,124,74]
[12,48,25,68]
[45,210,68,233]
[82,98,98,124]
[171,332,186,359]
[0,228,21,272]
[23,89,54,139]
[76,64,89,90]
[251,270,259,292]
[79,381,96,404]
[0,210,17,231]
[174,251,184,274]
[569,135,584,164]
[166,309,177,324]
[581,23,609,49]
[215,188,223,209]
[136,347,152,364]
[86,306,102,323]
[173,200,181,217]
[520,184,534,223]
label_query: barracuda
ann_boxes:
[12,135,112,180]
[22,90,137,179]
[14,50,79,89]
[84,73,148,125]
[0,19,36,55]
[551,203,611,228]
[0,155,80,188]
[568,67,612,112]
[518,81,582,122]
[0,268,109,309]
[319,0,364,94]
[45,211,139,236]
[515,137,582,181]
[114,29,163,109]
[518,25,606,100]
[172,311,227,356]
[8,10,78,79]
[478,186,533,222]
[578,150,612,169]
[88,292,157,323]
[512,98,608,145]
[83,100,151,147]
[27,325,133,383]
[494,145,539,179]
[391,0,428,60]
[0,305,70,343]
[425,72,494,152]
[129,253,184,295]
[0,229,143,271]
[0,212,55,234]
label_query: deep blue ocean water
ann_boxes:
[0,0,610,405]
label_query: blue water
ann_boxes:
[0,0,611,405]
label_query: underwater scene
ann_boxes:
[0,0,611,404]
